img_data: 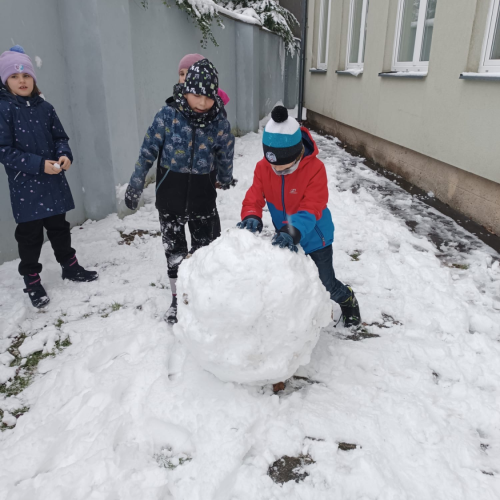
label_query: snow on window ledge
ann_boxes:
[336,69,363,77]
[309,68,327,74]
[459,72,500,81]
[379,71,427,78]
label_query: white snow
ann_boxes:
[178,0,261,26]
[175,230,332,385]
[1,411,16,427]
[53,163,61,170]
[34,56,42,69]
[0,366,16,385]
[0,117,499,499]
[340,68,363,76]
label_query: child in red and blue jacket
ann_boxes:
[238,106,361,327]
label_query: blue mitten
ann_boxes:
[237,216,263,233]
[271,232,298,252]
[125,184,142,210]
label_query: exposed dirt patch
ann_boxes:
[268,454,315,484]
[338,442,358,451]
[364,314,402,330]
[345,326,380,341]
[118,229,161,245]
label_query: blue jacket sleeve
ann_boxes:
[0,106,44,175]
[214,118,234,185]
[128,108,168,192]
[51,107,73,163]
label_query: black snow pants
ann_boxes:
[15,213,75,276]
[159,209,221,279]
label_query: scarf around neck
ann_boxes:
[172,83,223,128]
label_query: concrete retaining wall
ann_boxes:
[0,0,298,264]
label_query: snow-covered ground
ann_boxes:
[1,122,500,499]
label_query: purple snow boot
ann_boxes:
[23,273,50,309]
[61,255,98,282]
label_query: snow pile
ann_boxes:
[175,229,332,385]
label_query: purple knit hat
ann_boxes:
[178,53,204,73]
[0,45,37,85]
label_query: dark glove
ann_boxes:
[125,184,141,210]
[219,178,238,190]
[272,232,298,252]
[237,216,263,233]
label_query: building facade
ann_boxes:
[304,0,500,235]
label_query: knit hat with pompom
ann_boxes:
[0,45,37,85]
[262,106,303,165]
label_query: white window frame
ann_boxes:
[480,0,500,73]
[346,0,369,70]
[392,0,435,72]
[317,0,332,70]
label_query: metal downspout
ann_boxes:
[297,0,308,123]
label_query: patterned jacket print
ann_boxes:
[128,102,234,217]
[0,87,74,223]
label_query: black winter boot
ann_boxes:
[164,295,178,324]
[61,255,98,282]
[339,286,361,327]
[23,274,50,309]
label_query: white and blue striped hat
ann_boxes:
[263,106,303,165]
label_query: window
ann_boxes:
[480,0,500,73]
[317,0,332,69]
[393,0,437,72]
[347,0,369,69]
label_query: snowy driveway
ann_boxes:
[1,125,499,499]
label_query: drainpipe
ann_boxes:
[297,0,308,123]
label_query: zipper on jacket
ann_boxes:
[315,226,326,247]
[156,167,170,193]
[185,126,196,215]
[281,177,287,223]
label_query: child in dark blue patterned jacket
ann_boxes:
[0,46,98,309]
[125,58,235,323]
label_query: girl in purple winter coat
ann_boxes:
[0,46,98,309]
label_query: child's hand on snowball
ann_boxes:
[272,232,298,252]
[59,156,71,170]
[44,160,62,175]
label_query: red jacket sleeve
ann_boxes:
[241,163,266,220]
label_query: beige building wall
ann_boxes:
[304,0,500,234]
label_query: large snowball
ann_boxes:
[174,230,332,385]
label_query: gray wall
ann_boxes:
[304,0,500,186]
[0,0,298,265]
